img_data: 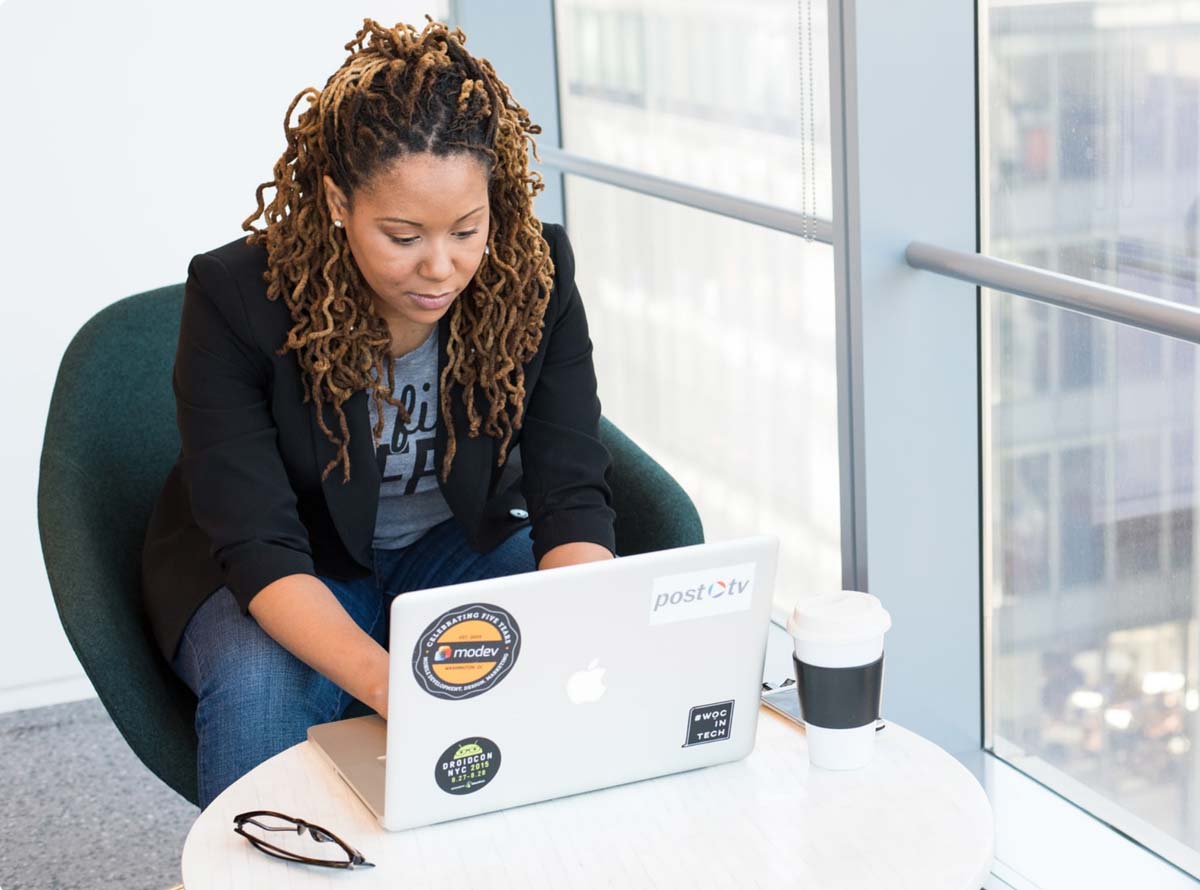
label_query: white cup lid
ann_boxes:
[787,590,892,643]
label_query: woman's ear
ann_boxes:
[323,174,346,220]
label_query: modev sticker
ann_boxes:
[435,737,501,794]
[412,603,521,700]
[649,562,756,625]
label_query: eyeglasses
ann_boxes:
[233,810,375,870]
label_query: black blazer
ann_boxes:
[141,221,616,662]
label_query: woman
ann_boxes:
[140,18,616,810]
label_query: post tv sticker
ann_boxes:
[649,562,756,625]
[412,603,521,700]
[435,737,501,795]
[683,700,735,747]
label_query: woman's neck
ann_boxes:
[388,322,437,359]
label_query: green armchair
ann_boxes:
[37,281,703,807]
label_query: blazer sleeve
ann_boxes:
[174,251,316,613]
[520,223,618,565]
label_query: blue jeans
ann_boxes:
[170,517,536,810]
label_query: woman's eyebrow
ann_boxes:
[376,205,486,226]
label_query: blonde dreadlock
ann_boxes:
[241,17,554,484]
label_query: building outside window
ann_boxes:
[984,0,1200,855]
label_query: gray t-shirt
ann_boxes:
[368,327,454,550]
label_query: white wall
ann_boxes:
[0,0,449,712]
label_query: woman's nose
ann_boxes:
[419,241,454,281]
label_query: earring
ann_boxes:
[333,219,344,229]
[483,244,490,256]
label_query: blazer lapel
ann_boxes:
[313,386,379,570]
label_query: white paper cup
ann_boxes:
[787,591,892,770]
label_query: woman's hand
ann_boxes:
[248,574,391,723]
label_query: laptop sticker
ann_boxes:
[412,603,522,700]
[649,563,756,626]
[683,700,735,747]
[435,737,501,795]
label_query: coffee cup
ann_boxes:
[786,590,892,770]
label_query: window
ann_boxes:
[1058,444,1105,588]
[553,0,840,614]
[998,452,1051,598]
[554,0,831,218]
[983,0,1200,870]
[561,176,841,613]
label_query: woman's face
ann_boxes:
[323,151,490,354]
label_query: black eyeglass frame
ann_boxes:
[232,809,375,870]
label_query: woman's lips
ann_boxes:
[405,291,454,310]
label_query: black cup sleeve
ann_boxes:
[792,653,884,730]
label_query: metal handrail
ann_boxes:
[536,146,834,245]
[531,150,1199,344]
[906,241,1200,345]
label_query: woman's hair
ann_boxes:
[241,17,554,484]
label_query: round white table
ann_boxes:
[182,706,994,889]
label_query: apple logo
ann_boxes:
[566,658,607,704]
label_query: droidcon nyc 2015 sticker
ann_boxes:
[411,603,521,700]
[434,737,501,795]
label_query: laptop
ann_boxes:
[307,534,779,831]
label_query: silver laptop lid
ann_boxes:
[381,534,779,831]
